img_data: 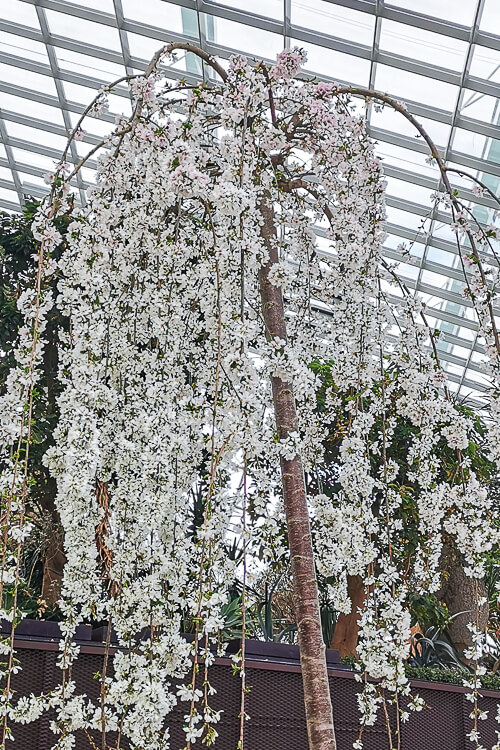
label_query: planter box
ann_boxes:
[6,635,500,750]
[1,618,92,641]
[226,638,341,667]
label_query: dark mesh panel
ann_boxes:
[7,644,500,749]
[400,685,464,750]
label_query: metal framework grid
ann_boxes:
[2,0,500,403]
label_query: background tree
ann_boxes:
[309,360,498,658]
[0,200,68,609]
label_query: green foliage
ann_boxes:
[407,593,451,632]
[409,625,467,670]
[0,199,71,606]
[218,595,255,640]
[320,604,337,648]
[308,360,499,632]
[255,582,297,643]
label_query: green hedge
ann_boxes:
[339,659,500,692]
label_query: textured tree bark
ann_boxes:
[331,575,364,658]
[41,521,65,605]
[439,543,488,659]
[258,198,337,750]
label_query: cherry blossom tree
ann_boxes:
[1,41,500,750]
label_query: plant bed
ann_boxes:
[226,637,341,667]
[7,639,500,750]
[1,618,92,641]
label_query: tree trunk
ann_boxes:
[41,521,65,605]
[331,575,364,658]
[258,198,337,750]
[439,543,488,659]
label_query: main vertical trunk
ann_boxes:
[258,198,337,750]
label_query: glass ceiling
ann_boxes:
[2,0,500,406]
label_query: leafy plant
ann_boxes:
[255,582,297,643]
[409,625,467,670]
[408,593,451,632]
[320,604,337,648]
[219,595,255,640]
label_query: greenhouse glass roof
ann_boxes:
[1,0,500,404]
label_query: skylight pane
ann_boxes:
[68,112,113,139]
[5,121,67,152]
[63,80,105,106]
[0,31,49,65]
[370,106,451,148]
[10,148,56,172]
[0,93,65,126]
[45,9,121,51]
[480,0,500,32]
[295,41,370,86]
[452,128,500,162]
[0,64,57,97]
[385,206,426,231]
[69,0,115,12]
[385,0,477,26]
[0,187,20,205]
[210,15,282,60]
[379,19,467,72]
[375,142,440,180]
[375,64,459,111]
[1,1,39,28]
[385,175,434,207]
[0,166,14,182]
[207,0,284,21]
[55,48,127,80]
[469,45,500,85]
[291,1,374,47]
[460,89,500,123]
[127,32,167,64]
[121,0,196,34]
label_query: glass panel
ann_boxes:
[0,31,48,64]
[386,0,477,26]
[426,245,459,269]
[393,261,419,280]
[55,48,126,80]
[1,1,39,28]
[452,127,496,161]
[5,121,67,152]
[207,0,284,20]
[0,63,57,96]
[0,165,14,182]
[460,89,500,123]
[0,187,20,205]
[469,45,500,85]
[379,19,467,72]
[370,105,451,147]
[69,0,115,11]
[80,166,97,184]
[126,32,165,63]
[17,171,49,189]
[211,16,282,59]
[292,40,370,86]
[376,141,440,180]
[385,175,434,207]
[385,205,426,231]
[68,112,113,138]
[11,148,56,172]
[121,0,197,34]
[0,93,65,125]
[375,64,459,111]
[480,0,500,32]
[291,1,374,47]
[45,9,121,51]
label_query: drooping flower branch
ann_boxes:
[1,42,500,750]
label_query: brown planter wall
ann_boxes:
[6,637,500,750]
